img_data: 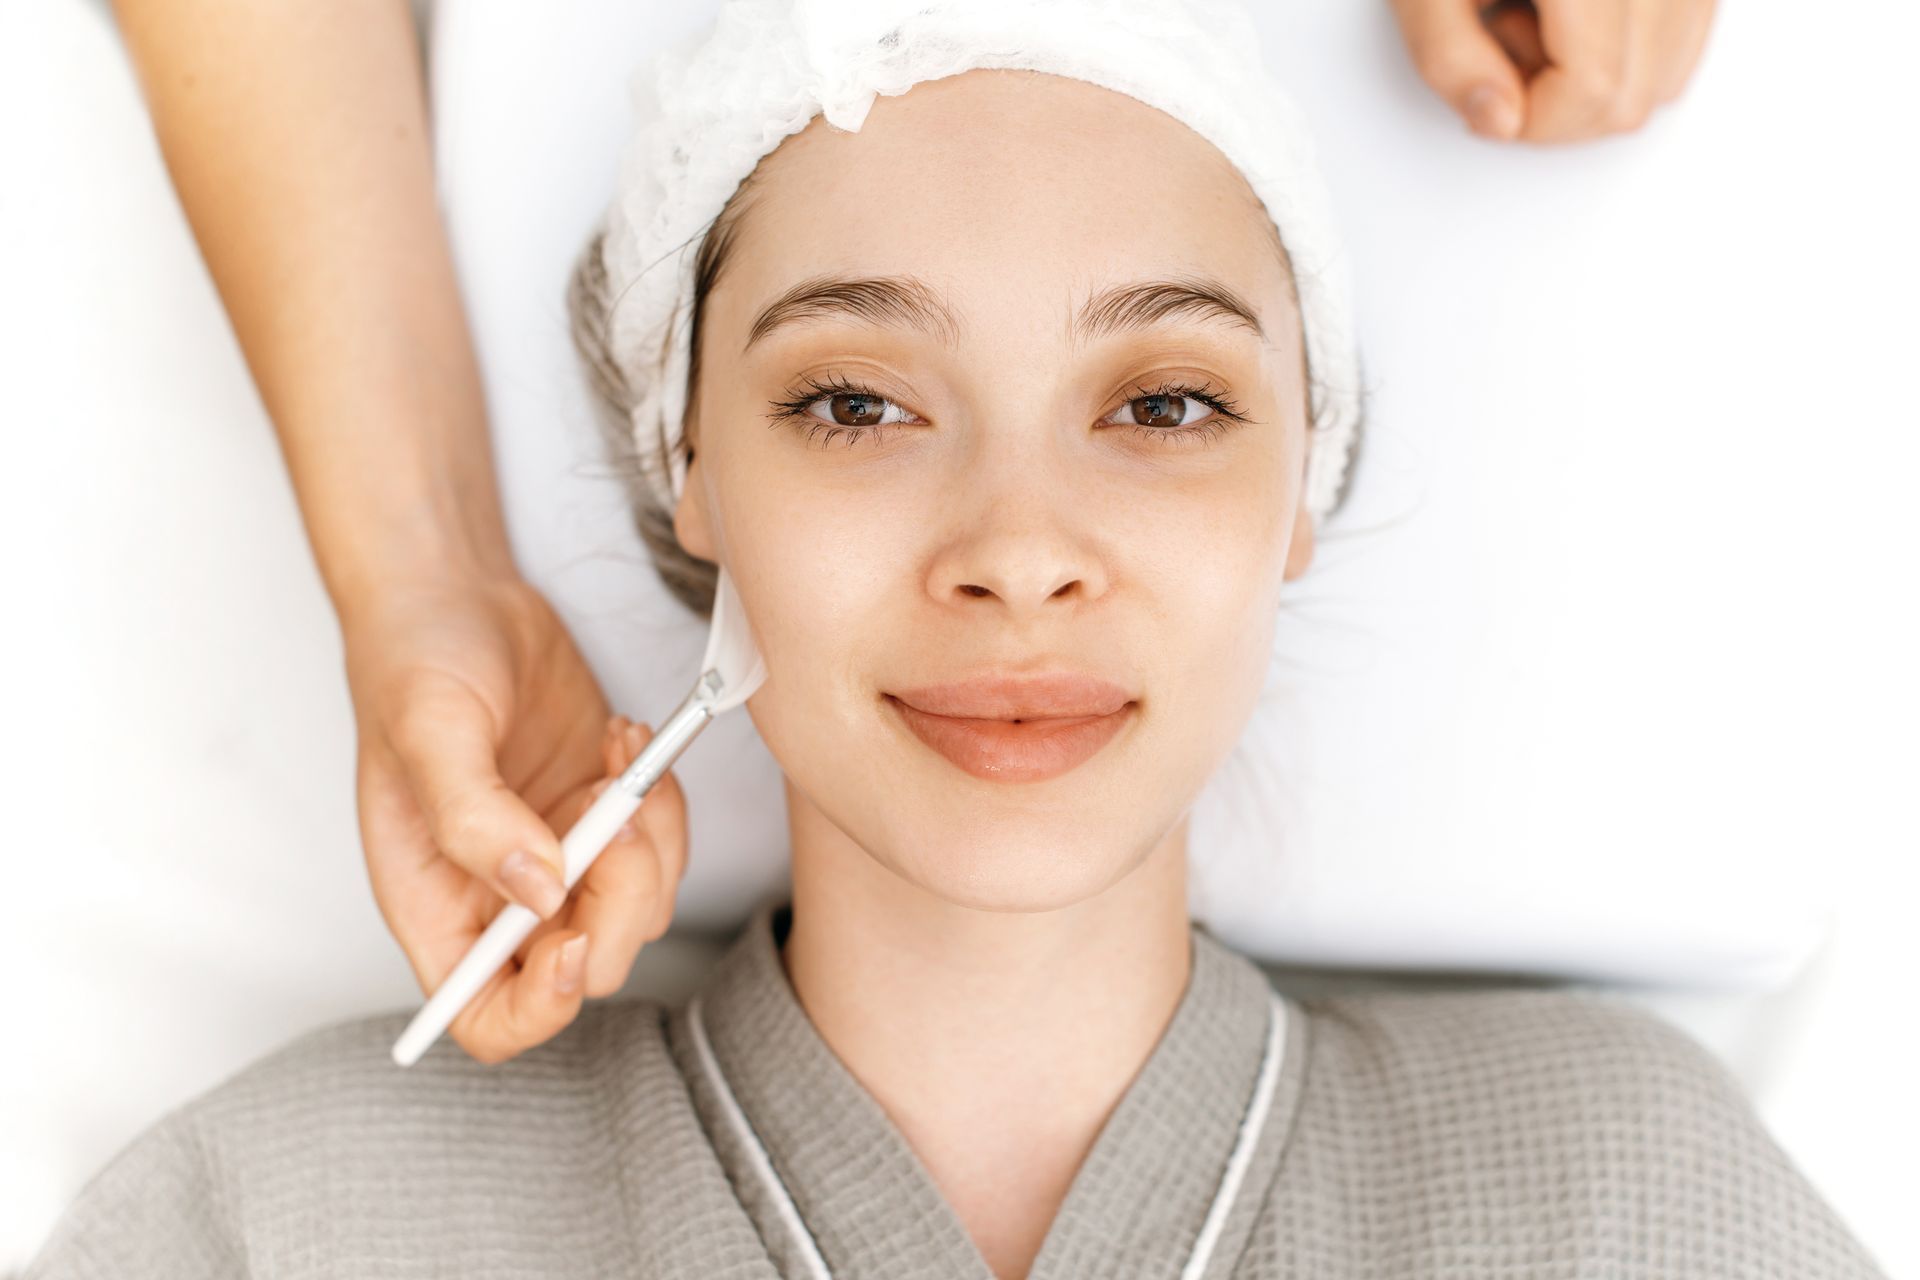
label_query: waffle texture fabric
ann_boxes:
[23,902,1888,1278]
[601,0,1365,525]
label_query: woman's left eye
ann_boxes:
[1098,384,1249,443]
[1105,387,1221,433]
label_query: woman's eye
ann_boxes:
[803,390,913,429]
[1103,391,1220,431]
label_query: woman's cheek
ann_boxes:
[731,498,894,707]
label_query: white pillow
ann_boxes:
[429,0,1830,989]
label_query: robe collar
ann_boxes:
[667,901,1309,1279]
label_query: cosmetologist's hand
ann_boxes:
[1388,0,1719,143]
[344,573,687,1064]
[451,712,690,1063]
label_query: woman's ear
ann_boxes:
[1282,497,1315,581]
[672,448,718,561]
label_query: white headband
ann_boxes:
[602,0,1362,524]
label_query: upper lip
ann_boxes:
[887,673,1136,721]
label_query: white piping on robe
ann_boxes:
[689,992,835,1280]
[1183,990,1288,1280]
[689,987,1289,1280]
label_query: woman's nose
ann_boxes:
[919,416,1117,615]
[926,524,1110,615]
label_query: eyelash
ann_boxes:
[762,372,1252,450]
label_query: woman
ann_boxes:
[29,9,1875,1280]
[105,0,1718,1072]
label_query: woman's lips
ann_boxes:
[884,673,1139,782]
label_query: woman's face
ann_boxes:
[675,68,1314,912]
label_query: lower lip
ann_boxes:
[885,696,1137,783]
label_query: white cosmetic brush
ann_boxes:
[391,564,767,1067]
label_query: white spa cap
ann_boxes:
[601,0,1363,522]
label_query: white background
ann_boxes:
[2,0,1915,1274]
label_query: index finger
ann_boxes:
[442,925,592,1066]
[1521,0,1630,142]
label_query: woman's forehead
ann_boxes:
[713,89,1295,357]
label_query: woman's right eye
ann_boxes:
[802,390,914,429]
[765,376,921,446]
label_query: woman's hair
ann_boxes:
[568,169,1363,622]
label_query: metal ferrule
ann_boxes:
[612,669,724,801]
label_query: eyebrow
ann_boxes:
[1072,274,1269,348]
[744,274,962,353]
[740,273,1268,353]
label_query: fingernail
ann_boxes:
[626,722,644,756]
[1465,84,1518,138]
[499,849,568,919]
[554,934,588,995]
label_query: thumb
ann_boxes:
[388,682,571,920]
[1393,0,1527,140]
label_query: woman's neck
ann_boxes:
[779,789,1194,1278]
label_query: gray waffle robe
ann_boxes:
[22,901,1890,1278]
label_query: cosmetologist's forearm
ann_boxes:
[110,0,519,626]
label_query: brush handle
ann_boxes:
[389,677,720,1067]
